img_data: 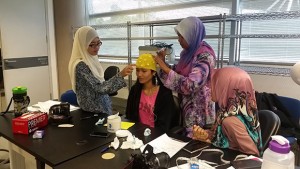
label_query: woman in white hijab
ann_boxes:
[68,26,134,115]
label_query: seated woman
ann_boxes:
[125,54,180,132]
[192,67,263,156]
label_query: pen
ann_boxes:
[80,116,93,120]
[100,146,110,153]
[80,114,99,120]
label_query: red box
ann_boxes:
[12,112,48,134]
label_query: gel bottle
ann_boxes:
[261,135,295,169]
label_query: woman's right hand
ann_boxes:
[120,64,135,77]
[156,48,167,61]
[154,49,171,74]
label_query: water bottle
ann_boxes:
[261,135,295,169]
[12,86,30,117]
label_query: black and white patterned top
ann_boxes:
[75,61,126,115]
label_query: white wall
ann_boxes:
[251,74,300,99]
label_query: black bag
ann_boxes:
[255,91,297,129]
[255,91,300,137]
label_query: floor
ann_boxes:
[0,137,9,169]
[0,90,9,169]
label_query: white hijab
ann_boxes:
[68,26,105,92]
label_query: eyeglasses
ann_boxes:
[89,41,102,48]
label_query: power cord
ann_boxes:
[176,148,236,169]
[234,154,249,160]
[0,97,13,116]
[195,148,231,165]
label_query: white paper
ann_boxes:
[140,133,189,158]
[28,100,79,113]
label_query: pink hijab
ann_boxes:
[211,67,258,126]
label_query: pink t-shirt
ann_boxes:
[139,90,158,128]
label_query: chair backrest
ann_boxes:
[104,66,120,96]
[104,66,120,80]
[258,109,281,150]
[60,90,78,106]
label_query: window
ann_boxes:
[238,0,300,64]
[87,0,300,65]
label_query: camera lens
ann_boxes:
[151,152,170,168]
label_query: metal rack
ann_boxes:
[89,14,224,67]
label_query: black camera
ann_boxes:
[48,102,72,124]
[129,144,170,169]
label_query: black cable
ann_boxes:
[0,97,13,116]
[150,42,174,55]
[151,42,173,49]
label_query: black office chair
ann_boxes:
[169,95,185,135]
[104,66,120,96]
[173,95,182,127]
[258,109,281,150]
[60,90,79,106]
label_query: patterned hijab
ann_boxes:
[68,26,104,92]
[211,67,263,155]
[174,16,215,76]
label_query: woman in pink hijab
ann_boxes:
[193,67,263,156]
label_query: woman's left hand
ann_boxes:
[192,125,211,143]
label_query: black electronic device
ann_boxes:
[49,102,72,124]
[129,144,170,169]
[89,131,110,138]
